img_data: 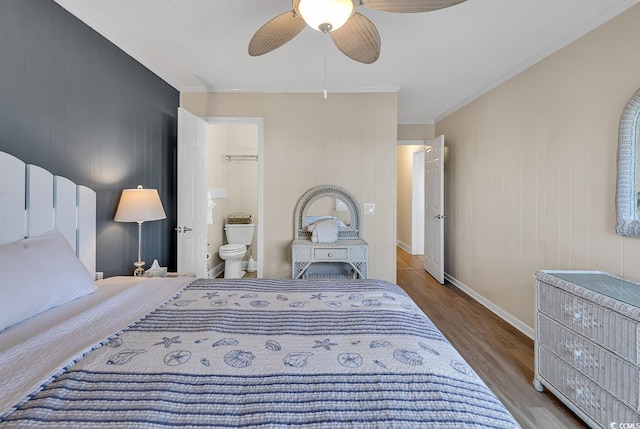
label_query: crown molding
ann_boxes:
[179,86,401,94]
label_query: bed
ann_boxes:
[0,151,520,428]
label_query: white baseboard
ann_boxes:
[396,240,412,254]
[208,262,225,279]
[444,273,534,340]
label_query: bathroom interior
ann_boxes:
[206,122,259,279]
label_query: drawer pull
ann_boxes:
[328,253,333,257]
[574,388,584,399]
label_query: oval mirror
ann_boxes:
[294,184,363,240]
[616,88,640,237]
[303,196,351,229]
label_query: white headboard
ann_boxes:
[0,151,96,275]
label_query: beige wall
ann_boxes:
[181,92,398,281]
[436,3,640,332]
[396,124,436,252]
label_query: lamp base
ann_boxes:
[134,261,145,277]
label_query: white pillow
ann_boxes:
[0,230,97,331]
[307,218,339,243]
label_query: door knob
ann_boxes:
[183,226,193,232]
[435,214,446,219]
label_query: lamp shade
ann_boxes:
[114,186,166,223]
[298,0,354,32]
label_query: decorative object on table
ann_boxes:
[143,259,168,277]
[248,0,467,64]
[114,185,166,277]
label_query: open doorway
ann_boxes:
[397,140,426,255]
[203,117,264,279]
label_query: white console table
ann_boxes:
[534,270,640,428]
[291,185,368,280]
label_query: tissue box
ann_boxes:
[143,267,168,277]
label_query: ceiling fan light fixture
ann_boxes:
[298,0,354,32]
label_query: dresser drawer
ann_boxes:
[314,248,348,260]
[538,347,639,427]
[538,281,640,364]
[538,313,640,410]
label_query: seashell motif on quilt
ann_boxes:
[373,359,387,368]
[337,353,363,368]
[200,357,211,367]
[383,293,396,301]
[369,340,393,349]
[249,300,270,308]
[276,294,288,301]
[265,340,282,351]
[451,360,472,375]
[289,301,308,308]
[240,293,259,299]
[418,342,440,355]
[106,349,146,365]
[173,300,197,307]
[362,299,381,307]
[105,338,123,348]
[212,338,239,347]
[224,350,256,368]
[209,299,228,307]
[348,293,364,300]
[325,301,342,308]
[283,352,313,368]
[393,349,424,366]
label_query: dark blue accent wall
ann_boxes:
[0,0,179,277]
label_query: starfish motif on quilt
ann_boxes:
[310,293,327,301]
[154,336,182,349]
[313,338,338,350]
[202,292,220,300]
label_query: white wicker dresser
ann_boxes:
[534,270,640,427]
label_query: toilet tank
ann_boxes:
[224,224,255,245]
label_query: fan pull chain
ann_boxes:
[323,34,328,99]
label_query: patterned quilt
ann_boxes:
[0,278,520,428]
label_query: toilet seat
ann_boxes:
[220,244,246,253]
[219,244,246,258]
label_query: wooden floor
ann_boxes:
[395,247,588,429]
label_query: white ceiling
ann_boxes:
[54,0,640,124]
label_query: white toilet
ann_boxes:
[219,223,255,278]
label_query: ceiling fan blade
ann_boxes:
[248,11,306,57]
[360,0,466,13]
[330,13,380,64]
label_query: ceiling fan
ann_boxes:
[248,0,467,64]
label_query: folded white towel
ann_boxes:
[308,219,339,243]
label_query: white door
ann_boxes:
[411,149,425,255]
[177,107,208,277]
[424,135,445,284]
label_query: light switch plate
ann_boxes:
[364,203,376,214]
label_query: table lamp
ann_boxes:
[114,185,166,276]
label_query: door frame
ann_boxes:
[203,116,264,278]
[411,148,425,255]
